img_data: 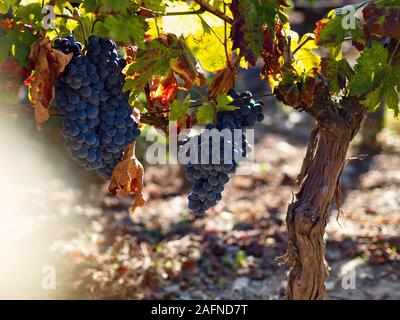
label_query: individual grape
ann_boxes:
[68,92,80,104]
[80,86,92,98]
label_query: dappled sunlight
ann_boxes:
[0,115,92,299]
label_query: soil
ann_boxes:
[0,106,399,300]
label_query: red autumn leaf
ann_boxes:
[314,19,327,45]
[362,3,400,40]
[149,34,205,107]
[170,53,206,90]
[150,69,178,107]
[125,45,137,64]
[261,22,286,82]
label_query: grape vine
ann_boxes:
[1,0,400,300]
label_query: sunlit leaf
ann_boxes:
[185,26,230,73]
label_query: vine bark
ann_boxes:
[280,87,367,300]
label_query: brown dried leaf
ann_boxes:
[170,36,206,90]
[109,144,146,213]
[207,56,241,100]
[34,102,49,126]
[28,38,73,127]
[170,56,206,90]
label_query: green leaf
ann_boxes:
[0,35,12,63]
[362,65,400,116]
[93,14,148,46]
[316,12,364,48]
[216,94,234,112]
[170,94,190,126]
[196,94,235,124]
[14,2,43,29]
[1,27,36,67]
[0,0,18,14]
[349,42,400,116]
[349,42,389,96]
[82,0,134,15]
[196,103,214,125]
[141,0,165,12]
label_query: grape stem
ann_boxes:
[292,36,313,55]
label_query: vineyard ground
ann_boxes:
[0,107,399,300]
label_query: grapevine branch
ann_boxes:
[223,2,231,69]
[193,0,234,24]
[139,7,205,17]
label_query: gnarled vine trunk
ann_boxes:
[282,91,368,300]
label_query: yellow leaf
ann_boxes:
[290,32,321,74]
[160,2,224,37]
[185,26,231,73]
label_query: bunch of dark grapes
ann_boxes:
[182,89,264,216]
[54,35,140,179]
